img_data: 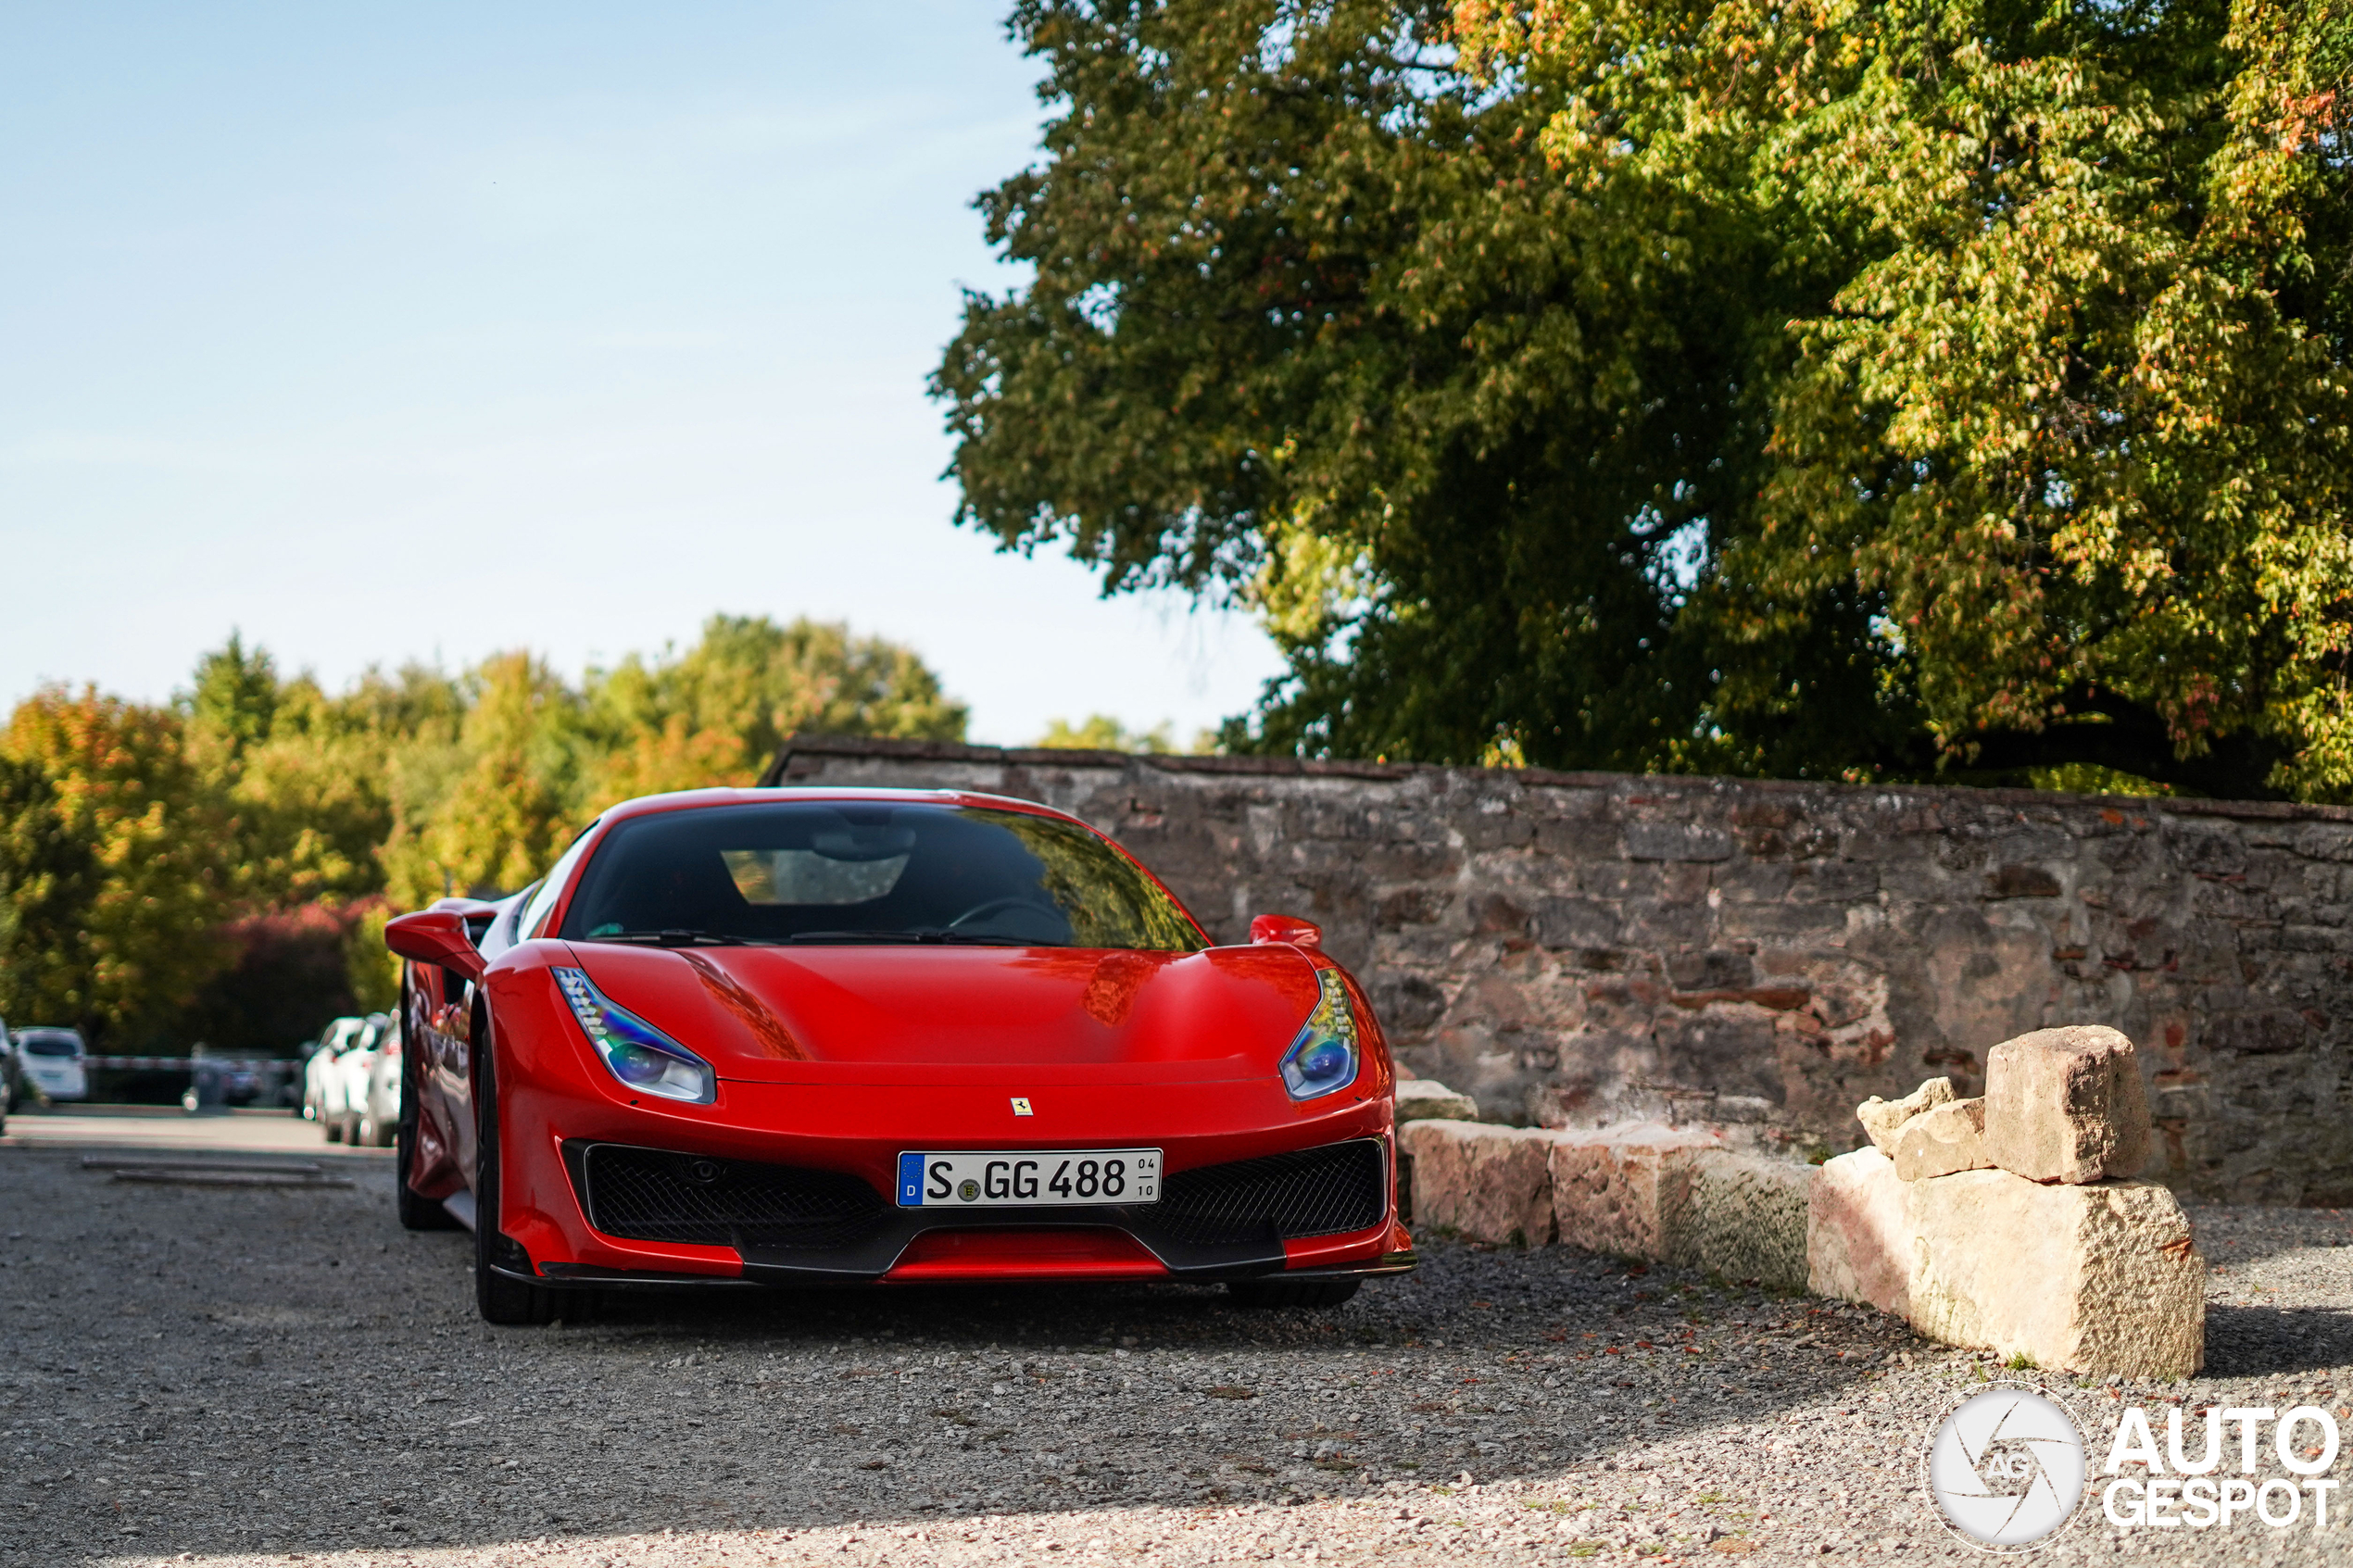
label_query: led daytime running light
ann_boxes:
[1280,970,1362,1101]
[552,966,716,1105]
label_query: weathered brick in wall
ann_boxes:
[762,737,2353,1204]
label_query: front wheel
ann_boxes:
[1227,1277,1362,1309]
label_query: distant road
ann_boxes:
[1,1104,389,1157]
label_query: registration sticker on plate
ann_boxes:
[896,1148,1162,1208]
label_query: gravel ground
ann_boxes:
[2,1145,2347,1567]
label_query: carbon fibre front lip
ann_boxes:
[519,1247,1417,1291]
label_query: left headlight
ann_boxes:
[1280,970,1363,1101]
[552,967,716,1105]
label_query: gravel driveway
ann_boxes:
[2,1144,2347,1567]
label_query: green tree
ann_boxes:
[1034,714,1182,752]
[182,637,416,911]
[384,652,585,909]
[582,614,968,805]
[940,0,2353,797]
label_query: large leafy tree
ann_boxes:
[938,0,2353,796]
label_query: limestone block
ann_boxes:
[1662,1150,1813,1290]
[1856,1077,1957,1153]
[1548,1123,1720,1259]
[1982,1025,2153,1184]
[1906,1170,2204,1379]
[1396,1120,1559,1246]
[1807,1148,1910,1315]
[1891,1098,1994,1182]
[1396,1078,1480,1123]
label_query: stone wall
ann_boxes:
[761,737,2353,1204]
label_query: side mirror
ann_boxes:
[384,909,487,982]
[1250,913,1323,949]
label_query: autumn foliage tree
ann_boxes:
[0,690,230,1043]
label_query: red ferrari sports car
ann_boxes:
[384,786,1416,1323]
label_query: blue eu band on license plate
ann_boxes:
[896,1148,1162,1208]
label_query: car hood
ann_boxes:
[560,942,1327,1085]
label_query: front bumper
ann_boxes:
[535,1135,1408,1286]
[492,1026,1412,1288]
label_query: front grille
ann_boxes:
[576,1144,889,1250]
[1155,1139,1388,1247]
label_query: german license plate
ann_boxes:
[896,1148,1162,1208]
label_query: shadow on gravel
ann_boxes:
[422,1238,1917,1526]
[2186,1204,2353,1265]
[2202,1302,2353,1377]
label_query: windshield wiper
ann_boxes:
[582,930,749,947]
[780,930,926,944]
[778,928,1061,947]
[929,932,1060,946]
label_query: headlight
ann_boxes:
[552,967,716,1105]
[1280,970,1362,1101]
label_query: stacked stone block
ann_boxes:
[1808,1026,2205,1379]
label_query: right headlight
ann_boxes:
[1279,970,1362,1101]
[552,967,716,1105]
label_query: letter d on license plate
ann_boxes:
[896,1148,1162,1208]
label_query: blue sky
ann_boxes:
[0,3,1284,745]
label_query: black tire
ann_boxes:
[1227,1277,1363,1309]
[396,985,459,1233]
[473,1010,556,1326]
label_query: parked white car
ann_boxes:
[359,1025,403,1148]
[330,1012,394,1146]
[12,1027,89,1102]
[302,1016,369,1138]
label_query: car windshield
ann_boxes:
[17,1032,82,1058]
[559,802,1204,951]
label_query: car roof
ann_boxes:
[593,785,1078,827]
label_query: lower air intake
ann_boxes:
[1156,1138,1388,1247]
[575,1144,888,1250]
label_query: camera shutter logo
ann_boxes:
[1926,1387,2088,1549]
